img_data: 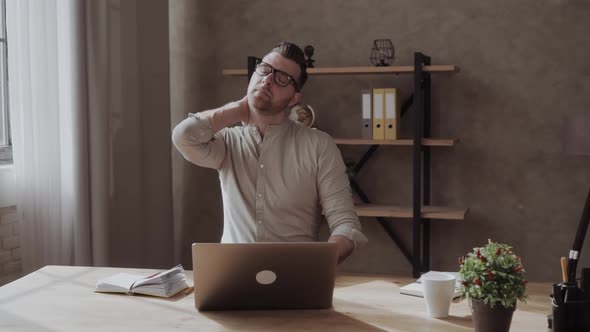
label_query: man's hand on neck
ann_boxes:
[200,96,249,133]
[198,95,292,138]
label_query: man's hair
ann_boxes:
[271,42,308,90]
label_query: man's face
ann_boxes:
[247,52,302,115]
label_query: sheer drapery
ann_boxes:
[7,0,92,272]
[7,0,173,273]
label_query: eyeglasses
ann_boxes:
[255,60,300,92]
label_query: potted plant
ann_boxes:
[458,239,528,332]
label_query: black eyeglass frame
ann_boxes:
[254,59,301,92]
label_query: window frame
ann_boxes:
[0,0,12,165]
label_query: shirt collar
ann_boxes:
[246,120,293,143]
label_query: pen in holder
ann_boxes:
[550,267,590,331]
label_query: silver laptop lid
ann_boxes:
[192,242,338,310]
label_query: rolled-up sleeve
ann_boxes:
[317,137,368,248]
[172,113,226,170]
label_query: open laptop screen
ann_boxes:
[192,242,338,310]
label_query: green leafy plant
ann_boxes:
[458,239,528,309]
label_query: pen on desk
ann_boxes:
[561,256,568,283]
[569,251,579,284]
[553,283,563,305]
[567,250,575,283]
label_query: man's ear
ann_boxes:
[288,92,303,108]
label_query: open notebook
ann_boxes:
[95,265,189,298]
[400,271,462,300]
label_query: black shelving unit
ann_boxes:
[412,52,432,278]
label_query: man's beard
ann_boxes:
[250,90,289,115]
[251,94,272,112]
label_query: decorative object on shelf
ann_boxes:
[458,239,528,332]
[304,45,315,68]
[289,103,315,128]
[369,39,395,66]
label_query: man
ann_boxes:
[172,42,367,263]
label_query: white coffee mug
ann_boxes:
[421,272,456,318]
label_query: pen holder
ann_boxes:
[550,267,590,331]
[583,267,590,292]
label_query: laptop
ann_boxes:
[192,242,338,310]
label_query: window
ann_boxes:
[0,0,12,165]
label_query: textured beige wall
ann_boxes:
[170,0,590,281]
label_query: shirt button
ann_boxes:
[259,164,264,169]
[257,220,262,224]
[257,193,263,198]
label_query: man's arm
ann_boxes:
[203,96,250,133]
[317,135,368,264]
[172,96,249,169]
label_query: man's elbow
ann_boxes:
[172,122,199,157]
[171,123,186,148]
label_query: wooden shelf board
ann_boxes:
[334,138,458,147]
[355,204,469,220]
[222,65,459,76]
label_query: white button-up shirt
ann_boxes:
[172,113,367,248]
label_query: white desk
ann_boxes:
[0,266,551,331]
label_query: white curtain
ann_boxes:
[7,0,174,273]
[7,0,92,272]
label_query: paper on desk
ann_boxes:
[95,273,146,293]
[133,264,184,287]
[400,271,462,300]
